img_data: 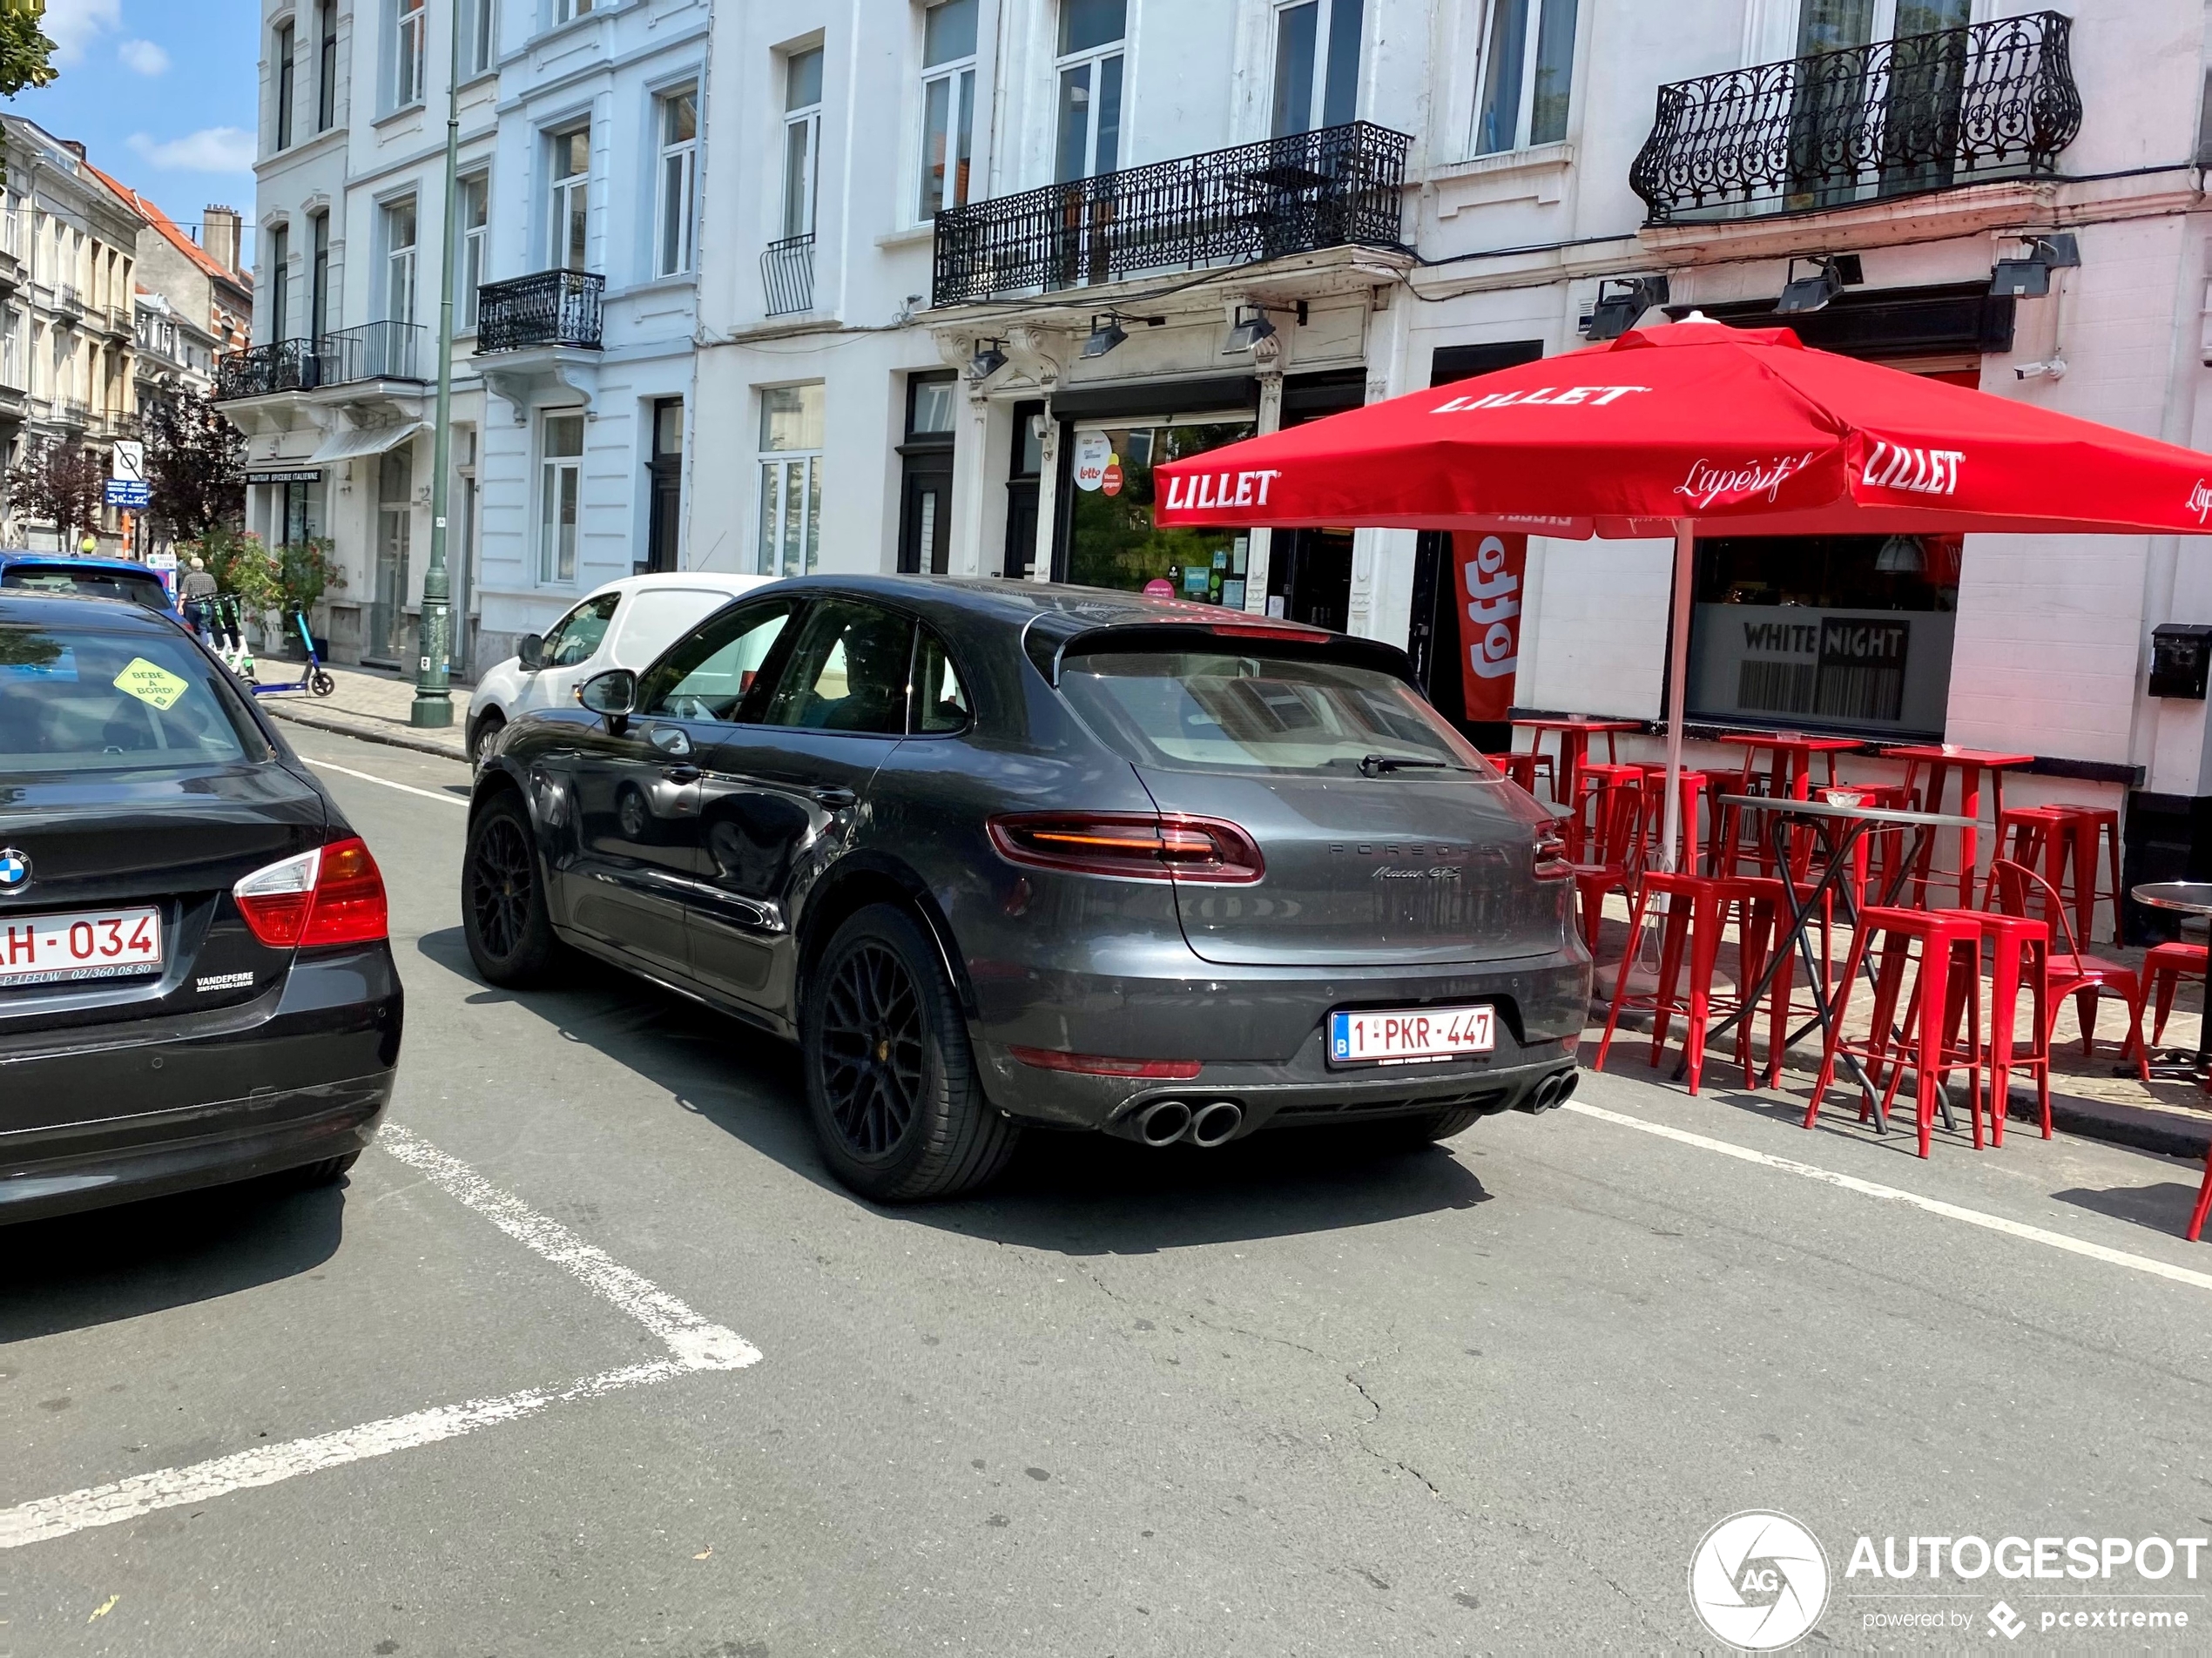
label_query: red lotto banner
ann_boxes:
[1453,531,1526,722]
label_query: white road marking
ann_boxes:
[300,756,467,807]
[1563,1100,2212,1293]
[0,1130,759,1550]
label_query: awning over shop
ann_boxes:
[307,421,422,466]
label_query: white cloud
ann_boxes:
[42,0,123,68]
[117,37,168,76]
[126,127,254,175]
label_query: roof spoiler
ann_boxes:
[1022,618,1419,690]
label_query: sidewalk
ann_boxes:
[258,660,470,763]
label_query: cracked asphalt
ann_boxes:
[8,726,2212,1655]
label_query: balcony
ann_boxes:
[214,321,428,401]
[56,398,90,428]
[931,119,1410,307]
[1630,11,2080,226]
[52,283,83,320]
[761,233,815,317]
[474,270,604,354]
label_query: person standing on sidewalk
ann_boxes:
[179,556,219,639]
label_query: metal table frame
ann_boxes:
[1687,794,1978,1133]
[2130,882,2212,1085]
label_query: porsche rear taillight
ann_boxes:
[1533,830,1573,880]
[987,812,1265,885]
[233,836,389,948]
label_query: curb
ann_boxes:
[263,702,469,765]
[2013,1089,2211,1162]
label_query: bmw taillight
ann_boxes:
[1533,830,1573,880]
[233,836,390,948]
[987,812,1265,885]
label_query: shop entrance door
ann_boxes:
[1264,529,1353,631]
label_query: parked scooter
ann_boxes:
[249,610,336,699]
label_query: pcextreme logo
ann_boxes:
[1689,1511,1831,1651]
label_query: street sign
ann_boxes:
[110,440,145,484]
[104,480,150,509]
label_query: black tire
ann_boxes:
[802,903,1018,1203]
[309,669,337,698]
[462,792,566,986]
[469,710,504,764]
[288,1150,360,1186]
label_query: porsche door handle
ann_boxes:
[810,785,857,809]
[663,765,702,785]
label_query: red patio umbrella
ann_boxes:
[1154,316,2212,863]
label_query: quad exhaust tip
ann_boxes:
[1190,1100,1244,1149]
[1136,1099,1192,1147]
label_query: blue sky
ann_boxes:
[7,0,262,262]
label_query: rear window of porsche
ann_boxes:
[0,623,266,772]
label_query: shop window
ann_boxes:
[1685,534,1960,739]
[1065,419,1255,605]
[1002,401,1044,578]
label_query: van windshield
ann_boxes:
[1059,647,1493,778]
[0,623,266,773]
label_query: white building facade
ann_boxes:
[227,0,707,672]
[682,0,2212,933]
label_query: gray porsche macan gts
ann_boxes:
[462,577,1589,1201]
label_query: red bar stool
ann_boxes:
[1809,906,1986,1156]
[2142,940,2209,1049]
[1633,764,1714,873]
[1997,805,2069,914]
[1961,912,2055,1143]
[2046,805,2124,946]
[1594,871,1787,1095]
[1483,750,1554,798]
[1570,762,1648,859]
[1568,778,1647,954]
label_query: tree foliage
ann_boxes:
[7,438,105,547]
[140,389,246,542]
[0,0,56,101]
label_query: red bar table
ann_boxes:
[1880,745,2035,908]
[1510,717,1639,810]
[1712,732,1861,875]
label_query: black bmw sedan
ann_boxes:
[0,593,401,1224]
[464,577,1586,1203]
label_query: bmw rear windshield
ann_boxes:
[0,622,269,773]
[1057,641,1495,778]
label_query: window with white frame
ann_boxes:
[756,384,823,578]
[1055,0,1125,181]
[393,0,427,109]
[781,48,824,240]
[1271,0,1362,136]
[466,0,496,76]
[1473,0,1578,154]
[383,198,418,326]
[318,0,339,130]
[275,20,297,150]
[555,0,594,24]
[655,89,698,276]
[918,0,977,219]
[2,307,21,391]
[459,173,489,327]
[550,127,590,270]
[539,412,584,583]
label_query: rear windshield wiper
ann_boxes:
[1359,754,1451,778]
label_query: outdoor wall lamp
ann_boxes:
[1224,301,1305,354]
[1775,254,1865,314]
[1080,313,1163,359]
[968,338,1008,380]
[1989,233,2080,299]
[1582,274,1672,341]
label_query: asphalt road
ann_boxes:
[7,725,2212,1655]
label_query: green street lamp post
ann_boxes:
[409,0,464,728]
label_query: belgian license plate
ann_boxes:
[1330,1004,1495,1066]
[0,906,163,987]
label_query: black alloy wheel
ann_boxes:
[819,941,927,1158]
[462,795,563,985]
[801,904,1019,1203]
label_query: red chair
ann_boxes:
[1986,859,2147,1075]
[1594,871,1789,1095]
[2142,940,2209,1050]
[1483,751,1554,799]
[1809,907,1985,1156]
[1568,778,1648,954]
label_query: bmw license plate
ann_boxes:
[1329,1004,1495,1066]
[0,906,163,987]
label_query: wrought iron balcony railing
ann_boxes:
[1631,11,2080,226]
[761,233,815,317]
[474,269,604,354]
[214,321,427,401]
[932,119,1410,307]
[56,398,90,425]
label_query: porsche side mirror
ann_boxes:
[578,669,637,722]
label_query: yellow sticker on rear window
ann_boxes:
[113,657,189,711]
